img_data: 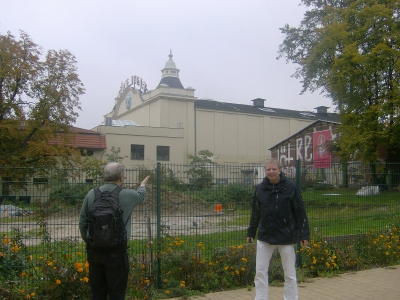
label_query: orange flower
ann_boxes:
[75,262,83,268]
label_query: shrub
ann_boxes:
[138,166,184,191]
[31,246,91,299]
[355,222,400,266]
[157,236,256,298]
[300,240,341,277]
[0,229,31,281]
[49,183,93,206]
[224,183,254,205]
[1,211,399,299]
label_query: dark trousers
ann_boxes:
[87,247,129,300]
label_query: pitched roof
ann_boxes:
[49,127,107,149]
[268,120,340,150]
[158,77,184,89]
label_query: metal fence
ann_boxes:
[1,161,399,288]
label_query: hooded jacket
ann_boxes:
[247,172,310,245]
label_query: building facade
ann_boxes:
[91,52,340,167]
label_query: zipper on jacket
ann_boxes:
[284,218,290,236]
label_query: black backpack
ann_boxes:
[87,186,128,249]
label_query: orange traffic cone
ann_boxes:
[215,203,222,212]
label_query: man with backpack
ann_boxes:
[79,162,150,300]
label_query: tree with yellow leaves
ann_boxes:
[0,30,85,190]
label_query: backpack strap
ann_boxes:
[111,186,122,197]
[110,186,132,228]
[93,187,102,202]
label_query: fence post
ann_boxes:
[156,162,162,288]
[295,159,302,268]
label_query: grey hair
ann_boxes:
[264,158,282,169]
[104,162,125,182]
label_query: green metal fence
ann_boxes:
[0,161,399,289]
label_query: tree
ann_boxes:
[278,0,400,166]
[0,31,85,167]
[0,31,85,191]
[105,146,127,163]
[185,150,216,190]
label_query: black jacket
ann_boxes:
[247,173,310,245]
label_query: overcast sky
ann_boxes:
[1,0,334,130]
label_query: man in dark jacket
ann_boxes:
[247,158,309,300]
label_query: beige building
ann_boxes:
[92,51,340,167]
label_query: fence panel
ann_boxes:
[1,161,399,291]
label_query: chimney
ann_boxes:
[104,117,113,126]
[315,106,329,115]
[252,98,266,107]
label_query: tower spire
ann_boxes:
[158,50,184,89]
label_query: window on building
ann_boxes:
[157,146,170,161]
[131,144,144,160]
[33,178,48,184]
[216,178,228,185]
[81,150,94,156]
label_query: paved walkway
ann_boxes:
[168,266,400,300]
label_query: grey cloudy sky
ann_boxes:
[1,0,334,130]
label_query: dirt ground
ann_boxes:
[2,188,246,247]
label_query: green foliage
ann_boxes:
[355,218,400,266]
[105,146,127,163]
[138,165,184,191]
[187,183,253,206]
[158,237,256,298]
[0,212,399,299]
[0,30,85,171]
[29,246,91,299]
[224,183,254,205]
[185,150,216,190]
[81,152,105,184]
[49,183,93,206]
[301,240,341,277]
[0,229,30,281]
[278,0,400,163]
[81,146,128,185]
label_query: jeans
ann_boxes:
[254,241,298,300]
[87,247,129,300]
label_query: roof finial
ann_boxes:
[169,49,173,60]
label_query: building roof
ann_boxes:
[194,99,340,123]
[158,77,185,89]
[268,119,340,150]
[50,127,107,149]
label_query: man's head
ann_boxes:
[104,162,125,185]
[264,158,281,184]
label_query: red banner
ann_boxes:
[313,130,331,168]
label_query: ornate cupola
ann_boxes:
[157,50,184,89]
